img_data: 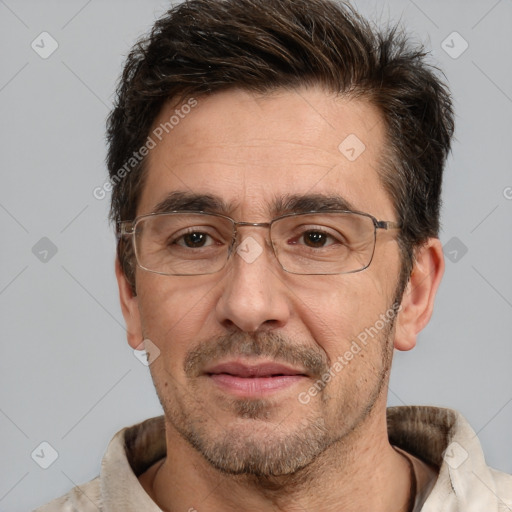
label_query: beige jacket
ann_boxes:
[35,406,512,511]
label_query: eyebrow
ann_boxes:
[150,191,358,218]
[152,191,235,215]
[273,194,356,215]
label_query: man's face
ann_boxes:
[125,87,404,476]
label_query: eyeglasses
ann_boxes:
[118,210,400,276]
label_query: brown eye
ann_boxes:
[181,232,209,248]
[302,231,330,248]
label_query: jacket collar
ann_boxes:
[387,406,500,511]
[99,406,500,511]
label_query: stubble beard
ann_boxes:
[149,305,397,480]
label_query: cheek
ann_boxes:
[291,275,392,359]
[136,275,218,362]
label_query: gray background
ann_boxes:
[0,0,511,510]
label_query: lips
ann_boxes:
[203,360,308,396]
[204,361,307,378]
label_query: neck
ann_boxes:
[143,397,413,512]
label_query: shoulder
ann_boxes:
[33,477,102,512]
[490,467,512,510]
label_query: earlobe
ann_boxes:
[394,238,445,351]
[115,258,143,349]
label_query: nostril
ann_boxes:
[221,319,236,330]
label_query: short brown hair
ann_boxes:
[107,0,454,293]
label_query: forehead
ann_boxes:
[138,87,393,220]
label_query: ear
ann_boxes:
[115,258,143,349]
[394,238,444,351]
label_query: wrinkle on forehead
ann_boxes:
[148,87,383,157]
[139,86,393,222]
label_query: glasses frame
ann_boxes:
[118,210,401,276]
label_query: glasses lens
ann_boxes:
[271,212,376,274]
[134,213,233,275]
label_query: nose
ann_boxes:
[215,232,292,333]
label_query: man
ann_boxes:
[36,0,512,510]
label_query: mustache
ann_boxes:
[184,331,330,379]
